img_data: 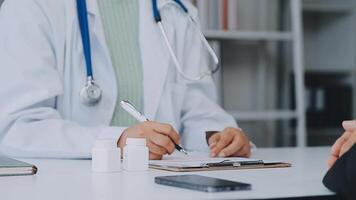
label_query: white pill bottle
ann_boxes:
[123,138,149,171]
[92,139,121,173]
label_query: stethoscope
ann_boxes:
[77,0,220,106]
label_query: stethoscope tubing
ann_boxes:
[77,0,94,79]
[152,0,220,81]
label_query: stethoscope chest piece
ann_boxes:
[80,79,102,106]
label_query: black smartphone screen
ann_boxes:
[155,175,251,192]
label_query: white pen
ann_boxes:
[120,100,148,122]
[120,100,188,155]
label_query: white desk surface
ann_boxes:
[0,147,335,200]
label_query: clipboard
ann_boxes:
[0,156,37,176]
[149,158,291,172]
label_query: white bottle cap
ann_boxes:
[94,139,117,149]
[126,138,146,146]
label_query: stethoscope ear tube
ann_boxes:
[155,3,220,81]
[157,22,198,81]
[157,0,219,68]
[157,22,219,81]
[187,16,220,66]
[152,0,189,22]
[152,0,162,22]
[172,0,188,13]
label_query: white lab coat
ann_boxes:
[0,0,237,158]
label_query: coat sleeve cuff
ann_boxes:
[97,126,127,141]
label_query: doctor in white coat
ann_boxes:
[0,0,251,159]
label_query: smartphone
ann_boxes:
[155,175,251,192]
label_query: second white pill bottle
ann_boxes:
[123,138,149,171]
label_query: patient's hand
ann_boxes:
[328,120,356,167]
[208,127,251,158]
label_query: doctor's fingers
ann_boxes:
[342,120,356,131]
[149,132,176,154]
[238,143,252,158]
[149,152,163,160]
[331,131,353,157]
[150,122,180,145]
[218,136,243,157]
[210,133,235,157]
[208,134,221,149]
[147,141,168,156]
[220,134,251,158]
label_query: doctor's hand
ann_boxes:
[208,127,251,158]
[328,120,356,168]
[118,121,180,160]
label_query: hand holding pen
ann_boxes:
[117,100,188,160]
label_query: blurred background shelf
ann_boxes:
[194,0,356,148]
[303,4,354,13]
[194,0,306,147]
[204,30,293,41]
[303,0,355,13]
[227,110,297,121]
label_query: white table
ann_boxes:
[0,147,336,200]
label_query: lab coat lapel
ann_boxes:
[86,0,113,72]
[139,1,170,120]
[84,0,117,124]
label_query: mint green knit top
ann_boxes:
[98,0,143,127]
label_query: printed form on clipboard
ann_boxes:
[149,151,291,172]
